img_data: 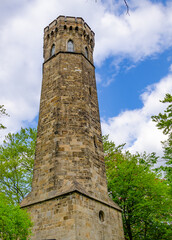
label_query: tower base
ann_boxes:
[23,191,124,240]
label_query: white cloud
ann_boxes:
[101,73,172,156]
[94,0,172,65]
[169,64,172,72]
[0,0,172,144]
[96,73,103,83]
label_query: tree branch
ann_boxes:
[95,1,129,15]
[124,0,129,15]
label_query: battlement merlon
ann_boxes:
[44,15,95,40]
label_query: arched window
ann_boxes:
[90,39,94,49]
[67,40,74,52]
[89,87,92,95]
[99,211,105,222]
[94,135,97,148]
[85,47,88,58]
[50,44,55,57]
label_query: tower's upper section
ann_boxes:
[43,16,95,64]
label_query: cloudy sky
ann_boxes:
[0,0,172,160]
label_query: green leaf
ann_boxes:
[0,127,37,203]
[103,135,172,240]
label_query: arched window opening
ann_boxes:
[89,87,92,96]
[85,47,88,58]
[64,25,67,30]
[67,40,74,52]
[51,31,54,36]
[90,39,94,49]
[47,34,50,39]
[55,27,58,33]
[94,135,97,148]
[99,211,105,222]
[69,26,72,31]
[50,44,55,57]
[75,26,78,32]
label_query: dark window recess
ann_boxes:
[90,39,94,48]
[50,44,55,57]
[99,211,105,222]
[67,40,74,52]
[85,47,88,58]
[89,87,92,95]
[94,136,97,148]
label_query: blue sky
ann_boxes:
[97,46,172,118]
[0,0,172,159]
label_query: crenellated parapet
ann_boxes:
[43,16,95,64]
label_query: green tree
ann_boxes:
[152,93,172,184]
[0,105,8,130]
[0,192,32,240]
[103,135,172,240]
[0,127,36,203]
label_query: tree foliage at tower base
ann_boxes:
[0,127,35,239]
[152,93,172,188]
[0,125,171,239]
[103,135,172,240]
[0,193,32,240]
[0,127,36,203]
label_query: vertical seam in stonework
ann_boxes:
[54,54,60,187]
[59,27,63,52]
[74,193,77,240]
[88,67,92,187]
[81,56,89,184]
[80,28,83,57]
[108,206,111,239]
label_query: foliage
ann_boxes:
[0,127,36,203]
[0,105,8,130]
[0,192,32,240]
[152,93,172,184]
[103,135,172,240]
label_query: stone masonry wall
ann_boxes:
[26,192,124,240]
[23,51,109,205]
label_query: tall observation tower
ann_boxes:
[21,16,124,240]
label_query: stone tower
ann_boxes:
[21,16,124,240]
